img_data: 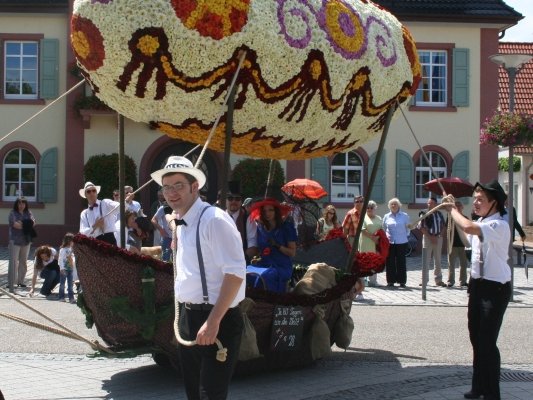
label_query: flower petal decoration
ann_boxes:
[72,0,421,160]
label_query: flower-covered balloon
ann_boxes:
[71,0,421,160]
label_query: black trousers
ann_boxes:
[468,278,511,400]
[177,304,243,400]
[386,243,407,284]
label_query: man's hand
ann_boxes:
[196,319,220,346]
[92,217,105,231]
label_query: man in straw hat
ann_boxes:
[79,182,133,245]
[443,179,511,400]
[151,155,245,400]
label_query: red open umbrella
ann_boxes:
[424,177,474,198]
[281,178,327,200]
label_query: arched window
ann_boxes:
[415,151,446,202]
[330,151,363,203]
[3,148,37,201]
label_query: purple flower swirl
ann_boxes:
[277,0,315,49]
[366,16,397,67]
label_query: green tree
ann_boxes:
[83,153,138,198]
[497,156,521,172]
[231,159,285,200]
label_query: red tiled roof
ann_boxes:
[514,146,533,155]
[497,42,533,116]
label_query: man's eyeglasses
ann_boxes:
[162,182,189,193]
[354,200,364,203]
[86,189,97,194]
[327,211,335,214]
[227,196,242,202]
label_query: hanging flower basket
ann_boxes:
[480,110,533,147]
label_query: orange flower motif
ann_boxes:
[71,15,105,71]
[170,0,251,40]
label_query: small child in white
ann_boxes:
[58,233,76,303]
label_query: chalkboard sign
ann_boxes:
[270,305,304,351]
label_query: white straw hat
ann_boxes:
[79,181,101,198]
[151,156,206,189]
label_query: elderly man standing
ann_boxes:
[418,197,446,287]
[151,156,245,400]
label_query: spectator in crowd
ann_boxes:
[359,200,383,288]
[124,185,143,215]
[58,233,76,304]
[447,201,469,287]
[315,205,340,241]
[382,198,410,288]
[8,197,35,291]
[29,245,59,298]
[151,204,173,261]
[418,197,446,287]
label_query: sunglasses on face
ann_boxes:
[355,200,363,203]
[86,189,97,194]
[227,196,242,202]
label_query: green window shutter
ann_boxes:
[311,157,329,201]
[452,48,469,107]
[452,150,469,180]
[39,147,58,203]
[368,149,386,203]
[396,149,413,204]
[40,38,59,99]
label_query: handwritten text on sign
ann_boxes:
[270,305,304,351]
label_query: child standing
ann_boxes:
[58,233,76,303]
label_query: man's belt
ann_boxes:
[182,302,214,311]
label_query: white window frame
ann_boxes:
[330,151,363,203]
[415,50,447,107]
[3,148,37,202]
[415,151,447,203]
[3,40,39,100]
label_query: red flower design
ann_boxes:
[71,15,105,71]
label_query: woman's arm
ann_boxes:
[29,267,39,295]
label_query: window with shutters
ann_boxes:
[415,151,447,202]
[3,148,37,202]
[1,34,58,103]
[331,151,363,203]
[410,44,469,110]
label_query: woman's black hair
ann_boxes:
[13,197,29,212]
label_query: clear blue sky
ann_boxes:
[503,0,533,42]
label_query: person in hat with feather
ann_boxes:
[443,179,511,400]
[151,155,245,400]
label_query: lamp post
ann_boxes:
[489,53,533,301]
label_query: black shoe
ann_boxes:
[446,282,453,287]
[400,284,406,288]
[461,282,468,287]
[463,390,482,399]
[387,283,394,287]
[436,281,447,287]
[17,283,27,288]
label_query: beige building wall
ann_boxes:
[0,13,68,226]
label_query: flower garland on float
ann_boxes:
[71,0,421,160]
